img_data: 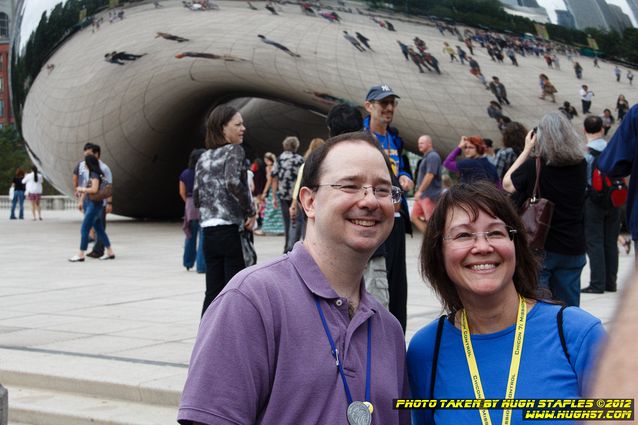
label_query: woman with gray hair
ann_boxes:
[503,112,587,307]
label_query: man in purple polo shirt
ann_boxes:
[178,131,410,425]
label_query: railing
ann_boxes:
[0,195,77,210]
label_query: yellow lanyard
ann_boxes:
[461,295,527,425]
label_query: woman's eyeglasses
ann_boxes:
[443,225,516,248]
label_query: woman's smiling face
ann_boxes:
[442,206,516,303]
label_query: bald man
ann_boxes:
[411,135,442,233]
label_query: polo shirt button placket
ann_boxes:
[335,299,343,307]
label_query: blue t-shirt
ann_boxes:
[457,157,499,185]
[416,150,442,201]
[407,301,605,425]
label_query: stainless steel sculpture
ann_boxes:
[12,0,619,217]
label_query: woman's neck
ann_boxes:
[457,288,524,334]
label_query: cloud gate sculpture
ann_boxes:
[12,0,623,217]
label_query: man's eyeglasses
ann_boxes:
[374,99,398,108]
[442,225,517,249]
[315,184,403,204]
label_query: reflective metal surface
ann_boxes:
[12,0,617,217]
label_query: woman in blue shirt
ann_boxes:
[407,182,605,425]
[442,136,499,185]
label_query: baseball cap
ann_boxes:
[365,84,400,101]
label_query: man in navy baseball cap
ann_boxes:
[363,84,413,333]
[365,84,401,102]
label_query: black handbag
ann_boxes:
[519,157,554,251]
[239,228,257,267]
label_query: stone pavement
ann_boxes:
[0,209,634,423]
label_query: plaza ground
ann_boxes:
[0,209,633,424]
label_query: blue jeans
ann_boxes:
[184,220,206,273]
[80,201,111,251]
[539,251,586,307]
[10,190,25,219]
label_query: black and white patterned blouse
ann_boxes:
[272,151,304,202]
[195,144,255,226]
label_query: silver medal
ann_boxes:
[347,401,372,425]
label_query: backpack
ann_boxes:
[589,151,627,208]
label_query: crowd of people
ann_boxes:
[174,79,636,424]
[6,6,638,423]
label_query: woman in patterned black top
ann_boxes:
[194,105,256,316]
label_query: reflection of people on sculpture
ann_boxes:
[343,31,365,52]
[300,2,315,15]
[247,1,258,9]
[319,11,340,23]
[46,64,55,73]
[304,90,348,106]
[265,2,278,15]
[105,51,146,65]
[183,0,219,10]
[257,34,301,58]
[356,32,373,51]
[155,32,189,42]
[153,0,162,7]
[175,52,246,61]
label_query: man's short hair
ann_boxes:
[301,131,392,190]
[584,115,603,134]
[91,144,101,156]
[83,143,95,151]
[326,104,363,137]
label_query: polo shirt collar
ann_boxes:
[587,138,606,152]
[288,242,379,314]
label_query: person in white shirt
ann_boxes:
[580,85,594,114]
[22,165,43,220]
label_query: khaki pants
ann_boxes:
[363,256,389,308]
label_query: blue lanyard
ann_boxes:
[314,296,371,404]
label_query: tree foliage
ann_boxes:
[0,127,30,193]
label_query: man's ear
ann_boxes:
[298,186,316,219]
[363,101,373,114]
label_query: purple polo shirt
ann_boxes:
[178,243,410,425]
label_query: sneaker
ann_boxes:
[99,254,116,260]
[68,255,85,262]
